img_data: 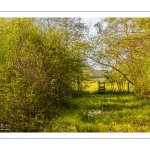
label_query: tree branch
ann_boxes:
[86,55,134,85]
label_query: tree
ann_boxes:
[91,18,150,98]
[0,17,90,131]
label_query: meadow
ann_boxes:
[45,79,150,132]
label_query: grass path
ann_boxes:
[48,93,150,132]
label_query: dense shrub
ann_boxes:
[0,18,88,131]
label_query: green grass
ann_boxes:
[85,78,105,93]
[85,78,134,93]
[45,93,150,132]
[41,79,149,132]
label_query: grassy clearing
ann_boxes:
[85,78,105,93]
[85,78,134,93]
[42,79,149,132]
[46,93,150,132]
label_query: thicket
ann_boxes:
[0,18,89,131]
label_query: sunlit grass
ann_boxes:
[85,78,134,93]
[47,93,150,132]
[41,78,149,132]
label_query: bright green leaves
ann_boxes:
[0,18,89,131]
[92,18,150,98]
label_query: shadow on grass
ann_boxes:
[56,92,150,118]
